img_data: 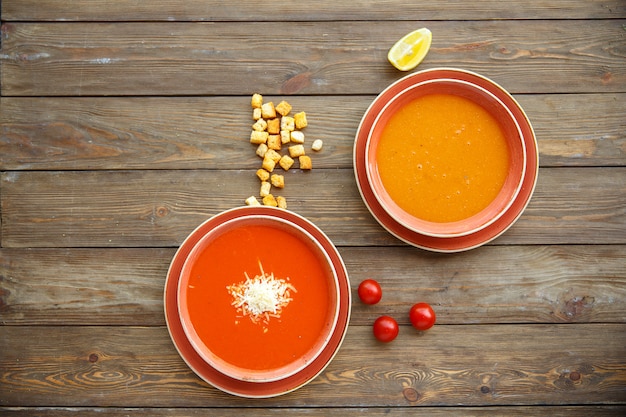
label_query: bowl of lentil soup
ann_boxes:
[364,72,527,238]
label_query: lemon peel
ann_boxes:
[388,28,432,71]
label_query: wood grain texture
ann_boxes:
[3,0,625,21]
[1,325,624,407]
[1,20,624,96]
[2,168,625,248]
[1,246,624,326]
[1,94,624,170]
[2,406,626,417]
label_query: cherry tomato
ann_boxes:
[358,279,382,305]
[409,302,436,331]
[373,315,399,342]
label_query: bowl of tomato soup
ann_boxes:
[177,213,340,383]
[365,75,526,238]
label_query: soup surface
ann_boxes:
[376,93,510,223]
[185,222,333,371]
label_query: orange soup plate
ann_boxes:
[177,210,342,384]
[365,73,527,238]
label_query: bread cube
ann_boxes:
[255,143,268,158]
[260,181,271,197]
[290,131,305,144]
[311,139,323,151]
[262,194,278,207]
[294,111,307,129]
[288,144,305,158]
[276,196,287,209]
[279,155,295,171]
[299,155,312,170]
[250,130,268,144]
[265,149,282,163]
[252,118,268,132]
[251,93,263,108]
[261,102,276,119]
[267,135,282,151]
[271,174,285,188]
[256,168,270,181]
[262,155,276,172]
[267,118,280,134]
[275,100,292,116]
[245,196,261,206]
[281,116,295,131]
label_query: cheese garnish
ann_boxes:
[227,262,296,325]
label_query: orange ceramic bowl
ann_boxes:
[177,213,340,383]
[365,74,526,238]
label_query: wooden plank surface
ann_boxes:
[1,20,624,96]
[1,94,624,171]
[2,406,626,417]
[1,325,625,407]
[2,168,625,248]
[1,245,624,326]
[1,0,625,414]
[3,0,625,21]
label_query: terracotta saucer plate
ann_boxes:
[354,68,539,252]
[164,206,351,398]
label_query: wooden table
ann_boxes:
[1,1,625,415]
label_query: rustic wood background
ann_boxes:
[1,0,625,415]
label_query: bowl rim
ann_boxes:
[176,213,341,383]
[364,76,527,238]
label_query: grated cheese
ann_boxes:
[227,261,296,325]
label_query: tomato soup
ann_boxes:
[183,221,335,372]
[376,93,511,223]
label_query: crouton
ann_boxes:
[250,130,268,144]
[267,118,280,134]
[251,93,263,109]
[280,130,291,144]
[256,143,268,158]
[256,168,270,182]
[265,149,282,163]
[262,194,278,207]
[290,131,305,144]
[262,155,276,172]
[311,139,323,151]
[252,118,268,132]
[267,135,281,151]
[279,155,295,171]
[281,116,295,131]
[276,196,287,209]
[261,102,276,119]
[275,100,292,116]
[245,195,261,206]
[271,174,285,188]
[260,181,271,197]
[294,111,307,129]
[299,155,312,170]
[288,144,306,158]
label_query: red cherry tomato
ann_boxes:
[373,315,399,342]
[358,279,382,305]
[409,302,436,331]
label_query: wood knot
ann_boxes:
[88,353,99,363]
[402,387,421,402]
[480,385,491,394]
[155,206,169,218]
[561,295,595,320]
[569,371,581,381]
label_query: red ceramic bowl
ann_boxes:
[365,75,526,238]
[177,213,340,383]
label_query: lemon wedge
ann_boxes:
[388,28,432,71]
